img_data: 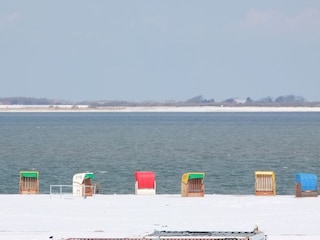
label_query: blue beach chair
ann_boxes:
[295,173,318,197]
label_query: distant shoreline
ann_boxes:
[1,105,320,112]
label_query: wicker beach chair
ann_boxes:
[181,172,205,197]
[72,172,95,197]
[295,173,318,197]
[255,171,276,196]
[19,171,39,194]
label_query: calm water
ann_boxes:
[0,112,319,195]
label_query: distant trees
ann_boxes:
[257,96,273,103]
[0,94,313,107]
[222,95,306,105]
[185,95,215,104]
[274,95,305,103]
[0,97,71,105]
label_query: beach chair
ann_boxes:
[19,171,39,194]
[255,171,276,196]
[134,171,156,195]
[181,172,205,197]
[295,173,318,197]
[72,172,95,197]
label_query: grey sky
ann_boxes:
[1,1,319,102]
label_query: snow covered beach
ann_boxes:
[1,194,320,240]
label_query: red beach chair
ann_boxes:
[134,171,156,195]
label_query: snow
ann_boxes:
[1,194,320,240]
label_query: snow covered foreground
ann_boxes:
[0,194,320,240]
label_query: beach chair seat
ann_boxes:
[134,171,156,195]
[255,171,276,196]
[295,173,318,197]
[19,171,39,194]
[181,172,205,197]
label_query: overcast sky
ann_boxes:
[1,1,320,102]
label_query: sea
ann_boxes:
[0,111,319,195]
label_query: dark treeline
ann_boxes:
[1,95,320,107]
